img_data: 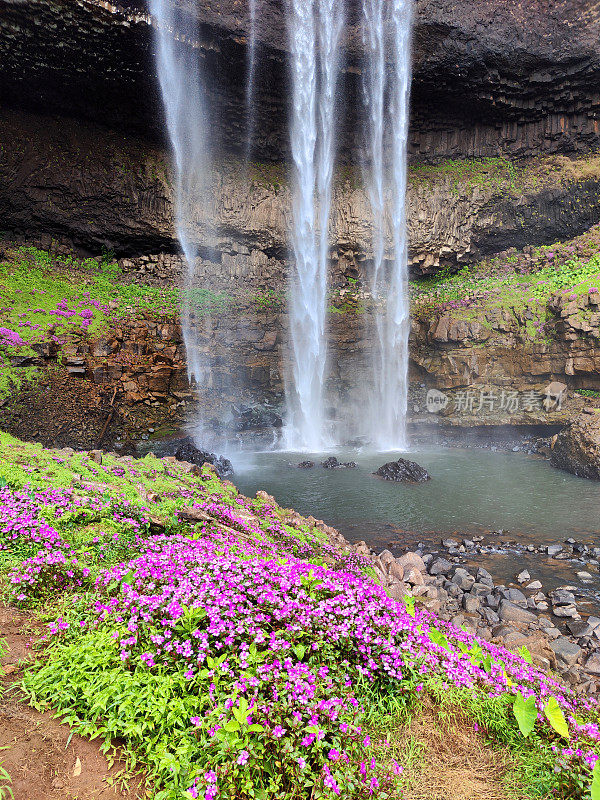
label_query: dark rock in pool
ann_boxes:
[373,458,430,483]
[321,457,358,469]
[174,437,234,479]
[297,460,315,469]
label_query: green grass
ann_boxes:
[0,245,230,399]
[410,231,600,341]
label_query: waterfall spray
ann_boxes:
[150,0,212,420]
[285,0,343,451]
[362,0,412,451]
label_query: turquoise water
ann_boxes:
[234,448,600,546]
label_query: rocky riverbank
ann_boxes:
[354,537,600,696]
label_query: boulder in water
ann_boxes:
[321,457,358,469]
[174,437,234,478]
[297,460,315,469]
[373,458,430,483]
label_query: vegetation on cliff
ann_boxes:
[411,225,600,341]
[0,245,229,399]
[0,434,598,799]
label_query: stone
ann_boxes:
[553,604,580,619]
[476,567,494,584]
[498,600,538,625]
[550,589,576,606]
[506,588,528,607]
[542,381,567,411]
[567,621,592,637]
[379,549,395,564]
[584,653,600,675]
[174,438,234,479]
[516,570,530,584]
[387,560,405,582]
[442,538,459,548]
[452,568,475,591]
[462,594,481,613]
[481,607,500,626]
[373,458,431,483]
[503,631,528,646]
[550,637,582,667]
[485,593,500,610]
[404,567,425,586]
[526,580,543,590]
[577,571,594,580]
[321,456,357,469]
[429,558,453,576]
[387,582,409,602]
[396,552,427,573]
[297,461,315,469]
[469,582,492,596]
[551,413,600,480]
[546,544,563,557]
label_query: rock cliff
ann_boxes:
[0,0,599,160]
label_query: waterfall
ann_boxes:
[246,0,258,162]
[285,0,343,451]
[149,0,211,402]
[362,0,413,451]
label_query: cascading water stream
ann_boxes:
[149,0,212,421]
[245,0,258,162]
[285,0,343,451]
[362,0,412,451]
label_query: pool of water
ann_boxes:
[233,447,600,603]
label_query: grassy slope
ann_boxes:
[0,245,229,398]
[0,432,596,800]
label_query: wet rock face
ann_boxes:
[1,0,599,160]
[3,107,600,274]
[373,458,431,483]
[551,414,600,480]
[174,437,234,478]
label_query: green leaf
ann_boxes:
[121,570,134,588]
[518,645,533,664]
[293,644,306,661]
[223,720,240,732]
[591,759,600,800]
[512,692,537,738]
[543,696,569,740]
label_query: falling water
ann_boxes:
[245,0,258,161]
[285,0,343,451]
[362,0,413,450]
[149,0,211,399]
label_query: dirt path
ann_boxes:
[0,606,142,800]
